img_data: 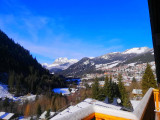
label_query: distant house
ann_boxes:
[132,89,142,100]
[0,112,14,120]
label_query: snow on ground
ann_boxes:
[95,61,121,70]
[0,84,37,102]
[107,62,119,68]
[100,55,109,59]
[19,94,36,102]
[0,84,18,100]
[83,60,89,65]
[128,63,136,67]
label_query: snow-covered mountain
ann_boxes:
[122,47,150,54]
[42,58,78,73]
[57,47,154,77]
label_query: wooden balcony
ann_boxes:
[51,88,159,120]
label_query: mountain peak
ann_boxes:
[42,57,79,72]
[54,57,69,64]
[122,47,150,54]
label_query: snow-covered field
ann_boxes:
[0,84,36,102]
[0,84,18,100]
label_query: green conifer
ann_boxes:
[142,63,157,94]
[45,109,50,119]
[8,71,15,92]
[92,77,99,99]
[118,74,129,107]
[103,75,109,96]
[37,104,42,117]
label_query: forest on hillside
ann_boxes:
[0,30,66,95]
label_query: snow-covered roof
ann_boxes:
[0,112,14,120]
[132,89,142,95]
[50,98,138,120]
[40,111,55,119]
[130,100,141,110]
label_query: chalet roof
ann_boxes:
[50,88,154,120]
[50,98,136,120]
[132,89,142,94]
[0,112,14,120]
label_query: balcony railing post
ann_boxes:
[156,91,159,111]
[153,89,160,111]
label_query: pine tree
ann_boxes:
[92,78,99,99]
[103,75,109,96]
[118,74,129,107]
[142,63,157,94]
[8,71,15,92]
[132,77,136,83]
[3,98,9,111]
[37,104,42,117]
[45,109,50,119]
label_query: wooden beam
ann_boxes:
[82,112,131,120]
[82,113,95,120]
[148,0,160,84]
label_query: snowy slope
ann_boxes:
[0,84,17,100]
[0,84,37,102]
[58,47,153,77]
[122,47,150,54]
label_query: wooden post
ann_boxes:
[156,91,159,111]
[154,89,160,111]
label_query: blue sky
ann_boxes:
[0,0,153,64]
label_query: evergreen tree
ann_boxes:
[45,109,51,119]
[132,77,136,83]
[130,77,140,90]
[92,78,99,99]
[8,71,15,92]
[118,74,129,107]
[37,104,42,117]
[142,63,157,94]
[103,75,109,96]
[107,79,113,101]
[3,98,9,111]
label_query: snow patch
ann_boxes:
[83,60,89,65]
[95,61,121,70]
[128,63,136,67]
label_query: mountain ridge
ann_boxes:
[51,47,154,77]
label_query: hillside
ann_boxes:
[0,30,47,75]
[0,30,66,95]
[56,47,154,78]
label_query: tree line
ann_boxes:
[91,74,130,107]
